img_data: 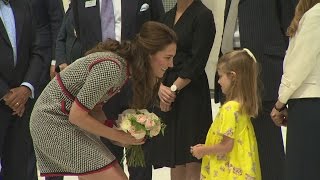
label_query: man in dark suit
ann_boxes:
[71,1,164,179]
[29,1,64,180]
[0,0,43,179]
[214,0,296,179]
[30,0,64,95]
[73,0,164,53]
[54,5,82,76]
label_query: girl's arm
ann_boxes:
[191,135,234,159]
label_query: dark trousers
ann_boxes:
[252,101,285,180]
[285,98,320,180]
[0,101,36,180]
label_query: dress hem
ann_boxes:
[40,160,118,177]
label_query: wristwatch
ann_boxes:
[274,105,286,112]
[170,84,179,94]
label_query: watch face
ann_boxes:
[170,84,177,92]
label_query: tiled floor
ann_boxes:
[38,100,286,180]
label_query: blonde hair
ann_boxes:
[218,49,261,117]
[287,0,320,37]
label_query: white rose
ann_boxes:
[149,113,160,121]
[119,119,131,132]
[139,109,150,114]
[121,109,136,115]
[150,124,161,137]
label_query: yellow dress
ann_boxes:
[201,101,261,180]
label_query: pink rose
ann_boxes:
[136,114,147,124]
[145,119,155,130]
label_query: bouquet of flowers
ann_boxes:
[117,109,166,167]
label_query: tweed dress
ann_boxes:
[30,51,129,176]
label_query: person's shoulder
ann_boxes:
[302,3,320,21]
[221,101,240,112]
[163,5,176,18]
[192,1,213,20]
[193,1,212,13]
[306,3,320,15]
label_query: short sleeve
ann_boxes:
[75,60,122,111]
[218,103,239,139]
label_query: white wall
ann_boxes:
[202,0,226,90]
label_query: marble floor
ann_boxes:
[38,100,287,180]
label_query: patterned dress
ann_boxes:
[201,101,261,180]
[30,52,129,176]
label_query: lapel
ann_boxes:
[11,0,25,47]
[0,18,11,45]
[79,0,102,42]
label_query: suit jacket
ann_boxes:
[30,0,64,58]
[29,0,64,94]
[73,0,165,54]
[215,0,296,102]
[55,7,82,66]
[0,0,43,100]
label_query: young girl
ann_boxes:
[191,49,261,180]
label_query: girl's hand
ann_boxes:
[113,130,145,146]
[191,144,205,159]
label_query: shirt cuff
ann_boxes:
[21,82,35,99]
[51,59,57,66]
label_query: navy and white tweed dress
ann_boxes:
[30,51,129,176]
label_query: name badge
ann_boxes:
[85,0,97,8]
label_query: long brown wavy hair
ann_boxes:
[217,50,261,117]
[86,21,177,109]
[287,0,320,37]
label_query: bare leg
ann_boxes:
[79,163,128,180]
[186,162,201,180]
[171,165,186,180]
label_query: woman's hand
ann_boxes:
[270,107,288,127]
[159,100,171,112]
[113,130,145,146]
[158,83,176,112]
